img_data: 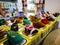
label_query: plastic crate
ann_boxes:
[0,25,10,31]
[18,29,41,45]
[0,34,31,45]
[18,24,25,32]
[39,24,50,38]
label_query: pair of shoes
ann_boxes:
[29,15,45,28]
[7,31,24,44]
[53,13,60,17]
[23,19,31,25]
[46,16,55,21]
[11,23,18,31]
[41,19,50,24]
[33,20,45,28]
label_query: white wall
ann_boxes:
[45,0,60,13]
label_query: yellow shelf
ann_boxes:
[18,29,41,45]
[0,37,7,43]
[0,25,10,31]
[0,15,60,45]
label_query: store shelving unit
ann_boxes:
[0,0,60,45]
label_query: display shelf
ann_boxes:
[0,21,57,45]
[0,15,59,45]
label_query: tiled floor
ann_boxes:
[42,28,60,45]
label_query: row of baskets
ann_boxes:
[0,15,60,45]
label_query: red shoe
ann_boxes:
[41,19,50,24]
